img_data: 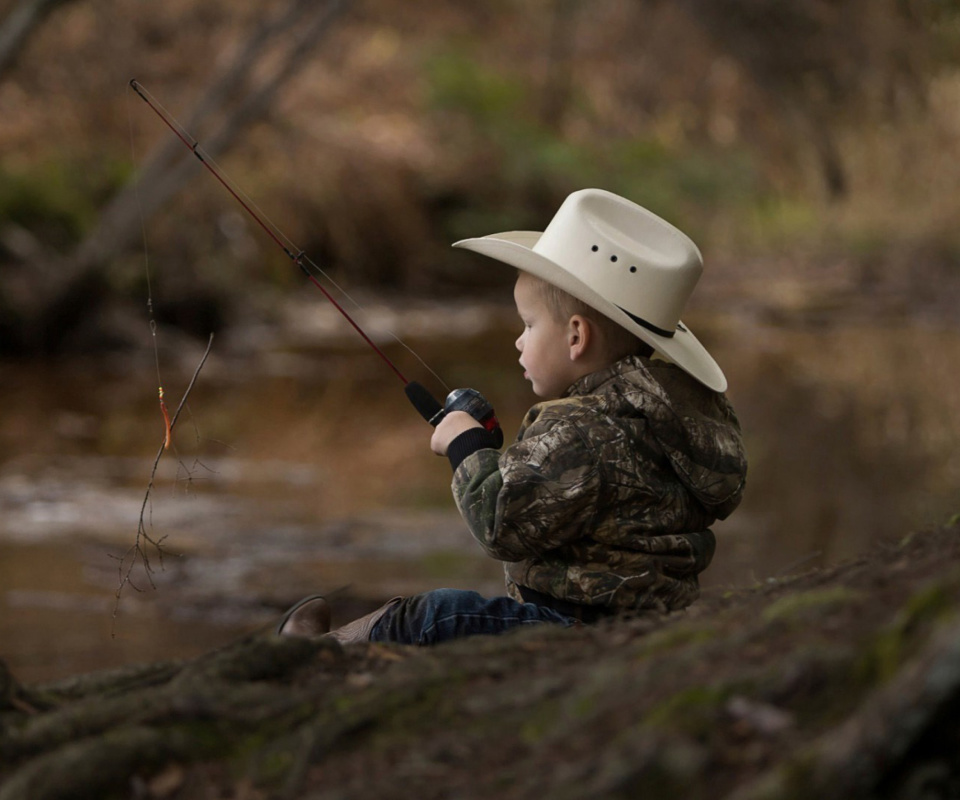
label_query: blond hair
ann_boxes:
[529,274,653,363]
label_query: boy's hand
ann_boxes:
[430,411,482,456]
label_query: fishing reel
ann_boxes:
[405,382,504,448]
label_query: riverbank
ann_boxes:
[2,519,958,799]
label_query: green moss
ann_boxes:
[571,692,598,720]
[361,674,470,749]
[754,644,867,730]
[903,580,954,621]
[242,742,297,786]
[519,698,562,745]
[753,751,820,800]
[644,684,732,737]
[175,719,235,756]
[632,624,717,661]
[860,580,955,684]
[331,693,359,715]
[761,586,862,626]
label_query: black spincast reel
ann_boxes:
[405,382,503,448]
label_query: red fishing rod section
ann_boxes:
[128,79,501,442]
[129,79,408,385]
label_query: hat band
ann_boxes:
[616,306,677,339]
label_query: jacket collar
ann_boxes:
[565,354,650,398]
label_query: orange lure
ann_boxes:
[159,387,172,449]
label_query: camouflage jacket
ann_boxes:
[451,355,747,613]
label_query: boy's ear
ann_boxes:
[567,315,591,361]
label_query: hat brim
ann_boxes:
[454,231,727,393]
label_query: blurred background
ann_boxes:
[1,0,958,683]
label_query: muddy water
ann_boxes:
[1,308,958,683]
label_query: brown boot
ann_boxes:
[277,595,332,637]
[326,597,402,645]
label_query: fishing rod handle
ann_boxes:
[405,382,504,448]
[405,381,446,426]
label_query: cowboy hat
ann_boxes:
[453,188,727,392]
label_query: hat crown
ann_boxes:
[532,189,702,332]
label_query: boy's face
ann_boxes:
[513,273,579,399]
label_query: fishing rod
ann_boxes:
[128,79,501,445]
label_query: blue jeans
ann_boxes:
[369,588,575,646]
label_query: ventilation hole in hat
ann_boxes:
[591,245,599,252]
[629,266,637,273]
[610,255,618,262]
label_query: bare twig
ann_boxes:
[112,333,215,631]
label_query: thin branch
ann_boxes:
[112,333,215,631]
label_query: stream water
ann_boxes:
[1,300,957,683]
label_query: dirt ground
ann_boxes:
[2,518,959,799]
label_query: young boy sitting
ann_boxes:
[278,188,748,644]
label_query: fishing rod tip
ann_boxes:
[129,78,139,89]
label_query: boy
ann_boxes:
[278,188,747,644]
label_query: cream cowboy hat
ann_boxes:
[453,188,727,392]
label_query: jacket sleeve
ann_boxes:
[451,410,602,562]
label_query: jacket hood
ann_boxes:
[578,356,747,519]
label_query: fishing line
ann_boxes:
[127,89,172,450]
[128,79,448,391]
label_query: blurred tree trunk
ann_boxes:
[5,0,350,353]
[0,0,79,78]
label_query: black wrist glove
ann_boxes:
[446,427,501,471]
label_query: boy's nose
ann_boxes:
[515,331,524,352]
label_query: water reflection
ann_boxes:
[0,311,957,683]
